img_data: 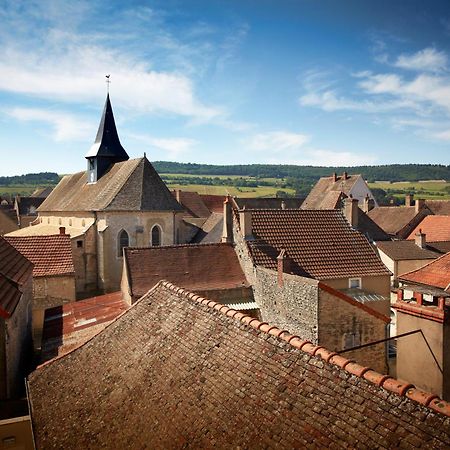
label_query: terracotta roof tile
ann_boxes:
[28,281,450,449]
[125,243,249,298]
[377,240,441,261]
[399,251,450,291]
[0,236,33,317]
[407,215,450,242]
[425,199,450,215]
[244,209,389,279]
[5,234,74,277]
[199,194,225,213]
[171,190,211,217]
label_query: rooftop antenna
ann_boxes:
[105,74,111,94]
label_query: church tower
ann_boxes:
[85,94,129,183]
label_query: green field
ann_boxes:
[368,180,450,200]
[166,183,295,197]
[0,185,50,197]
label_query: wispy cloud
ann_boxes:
[245,131,310,152]
[128,133,197,159]
[7,107,94,141]
[394,48,448,72]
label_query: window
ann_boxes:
[151,225,161,247]
[77,240,83,248]
[348,278,361,289]
[343,332,360,350]
[118,230,129,256]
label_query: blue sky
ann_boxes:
[1,0,450,176]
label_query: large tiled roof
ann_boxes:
[0,236,33,318]
[356,209,391,242]
[41,292,128,363]
[399,252,450,291]
[124,243,249,298]
[244,209,389,280]
[199,194,225,213]
[367,206,429,237]
[171,190,211,218]
[233,197,304,209]
[38,157,183,212]
[191,212,223,244]
[28,281,450,449]
[5,235,74,277]
[377,240,441,261]
[425,199,450,215]
[301,174,360,209]
[407,215,450,242]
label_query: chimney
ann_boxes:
[415,229,426,248]
[332,172,337,182]
[405,193,414,207]
[222,196,233,243]
[281,200,286,210]
[362,194,375,213]
[415,198,425,213]
[277,249,291,287]
[344,196,359,228]
[175,189,181,203]
[342,171,348,180]
[239,208,252,240]
[59,226,66,235]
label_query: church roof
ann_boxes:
[37,157,183,212]
[85,94,128,160]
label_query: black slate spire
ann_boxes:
[85,94,129,183]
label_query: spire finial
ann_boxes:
[106,74,111,94]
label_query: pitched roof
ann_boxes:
[425,199,450,215]
[199,194,225,213]
[6,223,87,238]
[356,209,390,242]
[124,243,249,298]
[243,209,389,279]
[5,234,74,277]
[28,281,450,449]
[41,291,128,363]
[0,236,33,318]
[301,174,360,209]
[171,190,211,217]
[233,197,304,210]
[377,240,441,261]
[38,157,183,212]
[367,205,429,237]
[0,209,18,235]
[407,215,450,242]
[191,212,223,244]
[31,187,53,198]
[399,252,450,291]
[16,197,44,215]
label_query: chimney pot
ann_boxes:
[342,171,348,180]
[281,200,286,210]
[239,209,252,240]
[405,193,414,207]
[59,226,65,235]
[414,229,426,248]
[277,249,290,287]
[415,198,425,213]
[222,196,233,243]
[332,172,337,182]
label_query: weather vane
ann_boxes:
[106,74,111,93]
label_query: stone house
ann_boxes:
[0,237,33,400]
[223,201,391,372]
[395,253,450,401]
[27,281,450,448]
[4,232,76,347]
[7,94,185,296]
[301,172,377,209]
[121,243,255,311]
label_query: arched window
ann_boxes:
[118,229,129,257]
[151,225,161,247]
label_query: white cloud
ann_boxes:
[394,48,448,72]
[7,107,93,141]
[246,131,310,152]
[281,149,377,167]
[430,129,450,141]
[128,133,197,159]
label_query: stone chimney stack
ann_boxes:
[281,200,286,210]
[222,196,233,243]
[277,249,291,287]
[344,196,359,228]
[239,208,253,240]
[59,226,66,235]
[415,198,425,213]
[175,189,181,203]
[332,172,337,182]
[415,229,426,249]
[405,193,414,207]
[362,194,375,213]
[342,171,348,180]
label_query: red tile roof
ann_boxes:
[199,194,225,213]
[0,236,33,318]
[40,292,128,362]
[377,240,441,261]
[171,190,211,217]
[399,252,450,291]
[124,243,249,298]
[243,209,389,279]
[5,234,74,277]
[28,281,450,449]
[407,215,450,242]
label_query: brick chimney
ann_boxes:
[332,172,337,182]
[277,249,291,287]
[239,208,252,240]
[344,196,359,228]
[405,193,414,207]
[415,229,426,248]
[222,196,233,243]
[362,194,374,213]
[415,198,425,213]
[59,226,66,235]
[342,171,348,180]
